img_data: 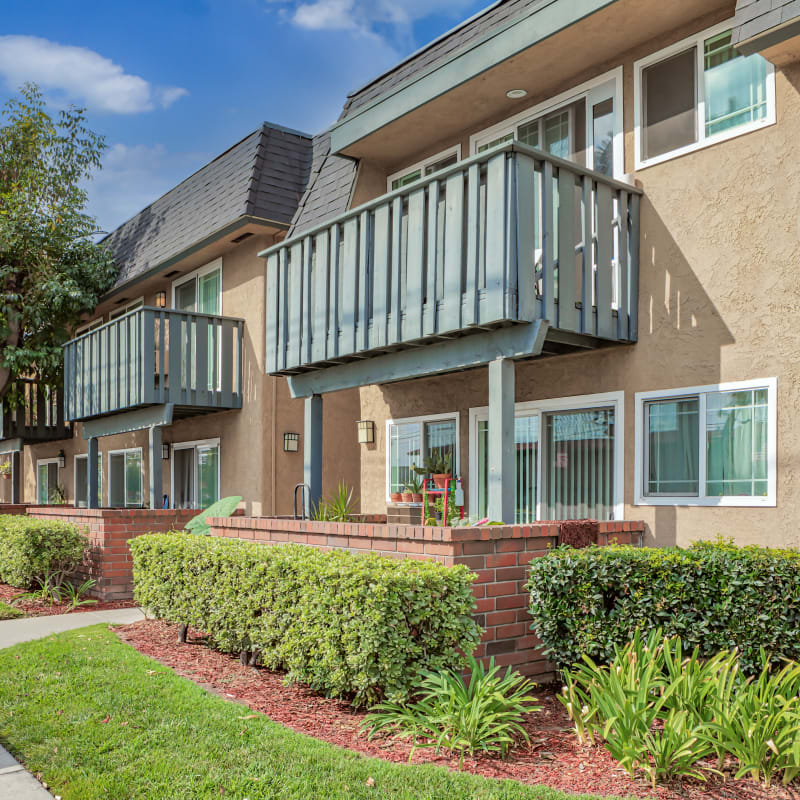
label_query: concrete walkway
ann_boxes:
[0,607,145,649]
[0,607,146,798]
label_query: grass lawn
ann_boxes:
[0,625,633,800]
[0,600,23,620]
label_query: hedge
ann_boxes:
[130,534,481,706]
[0,515,87,588]
[527,540,800,674]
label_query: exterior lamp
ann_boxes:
[162,443,170,460]
[155,291,167,308]
[57,450,66,469]
[506,88,527,99]
[357,420,375,444]
[283,432,300,452]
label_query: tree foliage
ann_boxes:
[0,83,117,401]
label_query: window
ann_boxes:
[75,317,103,336]
[171,439,220,509]
[109,298,144,321]
[172,260,222,315]
[108,448,143,508]
[635,379,776,506]
[471,392,624,522]
[635,22,774,168]
[386,414,458,499]
[74,453,103,508]
[387,146,461,192]
[471,68,623,177]
[36,459,60,505]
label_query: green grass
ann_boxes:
[0,600,23,620]
[0,626,633,800]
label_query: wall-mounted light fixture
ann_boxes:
[283,432,300,452]
[506,88,528,99]
[155,291,167,308]
[57,450,66,469]
[357,420,375,444]
[161,443,171,460]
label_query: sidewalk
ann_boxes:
[0,607,146,798]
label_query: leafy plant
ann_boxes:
[0,600,23,619]
[131,534,481,707]
[363,655,539,763]
[184,495,242,536]
[311,483,357,522]
[425,492,459,526]
[58,578,98,611]
[0,460,11,477]
[49,484,68,505]
[412,452,452,478]
[405,476,424,495]
[13,568,64,604]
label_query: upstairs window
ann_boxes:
[388,147,460,192]
[109,298,144,321]
[635,23,774,168]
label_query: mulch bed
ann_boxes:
[0,583,137,617]
[115,620,799,800]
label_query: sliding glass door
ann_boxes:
[109,450,143,508]
[172,442,220,509]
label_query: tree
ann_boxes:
[0,83,117,404]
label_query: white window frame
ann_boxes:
[107,447,144,509]
[75,317,104,336]
[36,458,61,505]
[468,391,625,521]
[470,67,625,179]
[386,145,462,192]
[633,19,776,170]
[171,258,223,313]
[634,378,777,507]
[109,297,144,321]
[74,452,103,508]
[385,412,460,502]
[170,437,221,510]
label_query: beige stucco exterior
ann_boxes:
[345,7,800,549]
[23,234,362,515]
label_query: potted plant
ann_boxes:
[401,486,414,503]
[413,452,453,489]
[389,491,403,503]
[0,461,10,480]
[406,476,424,504]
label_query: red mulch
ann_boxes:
[115,620,798,800]
[0,583,137,617]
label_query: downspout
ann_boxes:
[271,377,277,516]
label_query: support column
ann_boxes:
[148,426,163,510]
[87,436,99,509]
[488,357,515,524]
[10,450,21,505]
[304,394,323,517]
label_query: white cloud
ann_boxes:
[0,36,188,113]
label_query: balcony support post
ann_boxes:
[304,394,323,518]
[10,450,21,505]
[148,425,163,510]
[488,357,515,524]
[88,437,99,509]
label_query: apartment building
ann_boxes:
[0,123,360,515]
[262,0,800,548]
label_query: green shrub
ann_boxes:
[0,515,87,588]
[527,540,800,673]
[130,534,481,707]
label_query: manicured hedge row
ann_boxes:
[0,515,87,588]
[527,540,800,674]
[130,534,481,706]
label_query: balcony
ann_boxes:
[264,142,641,381]
[1,379,71,443]
[63,307,244,423]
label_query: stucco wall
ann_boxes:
[23,234,362,515]
[353,24,800,550]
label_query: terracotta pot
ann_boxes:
[411,493,423,503]
[432,473,452,489]
[1,473,10,480]
[389,492,403,503]
[402,492,414,503]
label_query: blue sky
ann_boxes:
[0,0,489,232]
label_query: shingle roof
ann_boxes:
[104,122,312,289]
[338,0,539,121]
[733,0,800,47]
[288,130,358,236]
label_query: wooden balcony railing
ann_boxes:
[63,307,244,422]
[0,378,70,443]
[264,141,641,376]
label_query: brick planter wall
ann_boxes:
[26,508,199,601]
[208,516,645,681]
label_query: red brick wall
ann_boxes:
[209,516,644,681]
[26,508,198,601]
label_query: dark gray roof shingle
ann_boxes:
[105,122,312,289]
[733,0,800,47]
[288,130,358,236]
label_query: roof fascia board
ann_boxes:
[103,215,285,302]
[330,0,618,152]
[734,17,800,55]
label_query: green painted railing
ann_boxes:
[0,378,70,443]
[63,307,244,422]
[263,141,641,376]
